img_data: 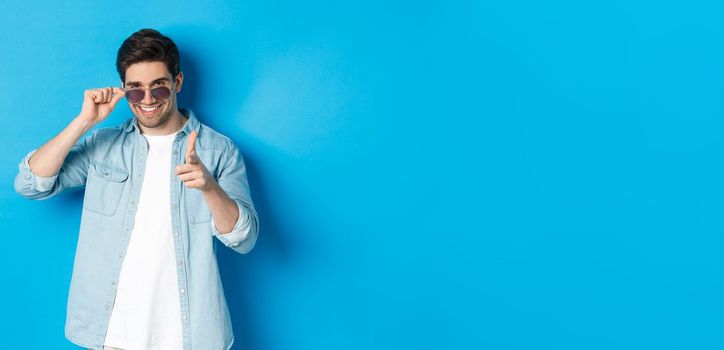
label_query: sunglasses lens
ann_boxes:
[125,90,145,104]
[151,87,171,101]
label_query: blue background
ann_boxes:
[1,0,722,349]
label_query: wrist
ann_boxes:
[73,115,96,134]
[201,178,219,193]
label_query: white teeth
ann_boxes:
[140,105,159,112]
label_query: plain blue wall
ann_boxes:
[1,0,723,349]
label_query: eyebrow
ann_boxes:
[126,77,171,86]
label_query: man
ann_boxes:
[14,28,259,350]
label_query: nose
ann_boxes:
[141,88,156,105]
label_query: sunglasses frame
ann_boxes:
[123,81,176,104]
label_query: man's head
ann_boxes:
[116,28,184,133]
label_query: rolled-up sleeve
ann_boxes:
[14,133,92,200]
[211,145,259,254]
[16,149,60,195]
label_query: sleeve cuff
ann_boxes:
[19,149,59,192]
[211,199,253,248]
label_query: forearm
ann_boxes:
[202,180,240,234]
[29,116,94,177]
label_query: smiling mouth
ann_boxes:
[137,103,162,115]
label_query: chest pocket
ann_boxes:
[84,160,129,217]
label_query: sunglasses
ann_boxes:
[123,84,174,104]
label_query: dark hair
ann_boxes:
[116,28,180,83]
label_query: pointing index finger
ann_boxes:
[186,130,198,161]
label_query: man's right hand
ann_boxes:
[78,87,126,126]
[27,87,125,177]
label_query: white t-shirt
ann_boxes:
[104,131,183,349]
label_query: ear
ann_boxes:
[174,71,184,93]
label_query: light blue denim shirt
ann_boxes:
[13,108,259,350]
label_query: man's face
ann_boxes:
[123,61,183,131]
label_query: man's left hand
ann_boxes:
[176,130,215,192]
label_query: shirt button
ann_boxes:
[182,315,187,320]
[180,289,185,293]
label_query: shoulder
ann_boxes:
[93,124,126,138]
[195,123,246,171]
[84,123,128,147]
[196,122,239,153]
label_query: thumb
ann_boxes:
[108,87,126,109]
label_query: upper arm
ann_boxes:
[212,144,260,253]
[217,145,254,206]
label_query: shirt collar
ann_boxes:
[123,107,200,136]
